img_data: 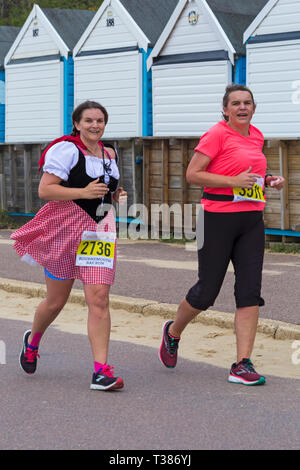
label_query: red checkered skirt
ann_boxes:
[11,201,117,285]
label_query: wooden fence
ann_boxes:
[0,143,42,213]
[0,139,143,214]
[1,137,300,240]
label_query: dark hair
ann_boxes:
[222,84,256,121]
[71,100,109,136]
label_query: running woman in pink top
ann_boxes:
[159,84,285,386]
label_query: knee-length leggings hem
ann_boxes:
[185,210,265,311]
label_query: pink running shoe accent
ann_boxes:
[100,364,115,378]
[25,348,40,363]
[90,364,124,391]
[228,358,265,385]
[19,330,40,374]
[94,362,115,377]
[159,321,180,369]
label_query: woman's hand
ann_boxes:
[232,167,262,189]
[113,187,127,204]
[265,175,285,191]
[82,179,109,199]
[39,173,109,201]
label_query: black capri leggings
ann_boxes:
[186,210,265,311]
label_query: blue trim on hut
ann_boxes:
[63,55,74,135]
[142,48,153,137]
[234,56,246,85]
[0,70,5,142]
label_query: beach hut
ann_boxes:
[73,0,179,139]
[0,26,20,143]
[147,0,268,137]
[244,0,300,138]
[4,4,94,143]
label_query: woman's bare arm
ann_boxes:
[186,152,261,189]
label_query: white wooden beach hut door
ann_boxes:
[5,59,62,143]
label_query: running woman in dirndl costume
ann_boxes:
[11,101,127,391]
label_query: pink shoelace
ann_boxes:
[101,364,115,377]
[24,348,40,363]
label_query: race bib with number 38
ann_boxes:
[76,231,116,269]
[233,177,265,204]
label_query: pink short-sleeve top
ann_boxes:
[194,121,267,213]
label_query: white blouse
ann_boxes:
[43,141,120,184]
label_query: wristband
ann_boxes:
[265,174,272,187]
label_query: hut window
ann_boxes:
[33,28,39,37]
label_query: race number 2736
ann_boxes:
[76,231,116,269]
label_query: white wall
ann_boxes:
[11,17,59,60]
[151,0,232,137]
[255,0,300,36]
[152,61,231,136]
[75,51,142,138]
[80,4,137,53]
[161,0,223,56]
[75,3,144,138]
[247,41,300,138]
[5,61,62,142]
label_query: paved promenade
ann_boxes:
[1,231,300,450]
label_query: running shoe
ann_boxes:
[159,320,180,368]
[228,358,266,385]
[90,364,124,391]
[19,330,40,375]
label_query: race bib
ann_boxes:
[233,177,265,203]
[76,231,116,269]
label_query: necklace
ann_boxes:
[87,145,102,158]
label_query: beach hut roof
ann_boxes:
[119,0,180,48]
[0,26,21,68]
[207,0,270,55]
[5,5,95,66]
[74,0,180,56]
[40,7,95,52]
[243,0,280,43]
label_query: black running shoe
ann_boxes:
[19,330,40,374]
[90,364,124,391]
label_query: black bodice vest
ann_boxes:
[62,145,119,223]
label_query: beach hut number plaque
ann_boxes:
[188,10,199,25]
[106,10,115,27]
